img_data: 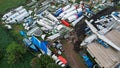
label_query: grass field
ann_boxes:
[0,0,26,14]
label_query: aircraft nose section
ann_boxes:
[80,42,87,46]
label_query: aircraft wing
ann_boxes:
[85,20,98,34]
[111,14,120,23]
[97,33,120,51]
[81,34,97,46]
[85,19,120,51]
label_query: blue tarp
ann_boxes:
[31,36,48,54]
[29,45,38,51]
[82,55,93,68]
[20,30,27,38]
[23,38,38,52]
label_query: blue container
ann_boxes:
[96,39,109,48]
[54,8,63,17]
[77,12,83,17]
[113,12,119,17]
[86,8,92,13]
[82,54,93,68]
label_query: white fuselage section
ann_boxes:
[85,19,120,51]
[71,15,84,26]
[44,10,59,24]
[81,34,97,46]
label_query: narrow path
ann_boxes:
[62,40,87,68]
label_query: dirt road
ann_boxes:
[62,40,86,68]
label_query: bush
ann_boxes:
[6,42,26,64]
[46,63,62,68]
[30,55,55,68]
[30,57,43,68]
[0,49,4,60]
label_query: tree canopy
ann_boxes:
[46,63,62,68]
[6,42,26,64]
[30,55,62,68]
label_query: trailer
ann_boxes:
[62,8,82,20]
[14,6,23,11]
[37,19,53,30]
[2,11,13,20]
[58,6,77,18]
[67,11,83,22]
[47,33,60,41]
[44,10,59,24]
[71,15,84,26]
[61,20,70,27]
[54,4,71,17]
[8,11,29,23]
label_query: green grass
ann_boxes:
[0,0,26,15]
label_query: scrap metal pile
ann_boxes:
[1,0,120,68]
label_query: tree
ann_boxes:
[30,55,55,68]
[0,49,4,60]
[6,42,26,64]
[46,63,62,68]
[30,57,43,68]
[40,55,55,67]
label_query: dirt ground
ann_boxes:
[61,31,87,68]
[62,40,87,68]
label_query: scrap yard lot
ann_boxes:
[0,0,120,68]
